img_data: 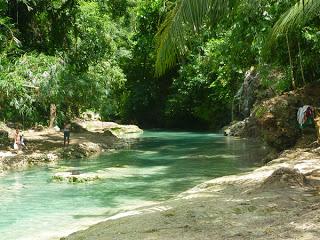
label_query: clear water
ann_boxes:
[0,131,268,240]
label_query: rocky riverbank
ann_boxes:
[62,146,320,240]
[224,83,320,151]
[0,120,143,173]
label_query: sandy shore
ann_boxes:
[62,147,320,240]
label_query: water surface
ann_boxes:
[0,131,268,239]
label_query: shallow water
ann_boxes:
[0,131,268,240]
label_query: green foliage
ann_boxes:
[121,0,172,126]
[1,0,320,130]
[0,53,63,124]
[270,0,320,42]
[259,65,292,94]
[155,0,234,76]
[254,104,268,118]
[0,0,129,126]
[164,29,243,128]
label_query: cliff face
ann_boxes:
[225,83,320,151]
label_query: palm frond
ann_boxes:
[0,18,21,47]
[155,0,231,76]
[270,0,320,42]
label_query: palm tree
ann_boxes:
[155,0,234,76]
[270,0,320,41]
[155,0,320,76]
[270,0,320,89]
[0,17,21,47]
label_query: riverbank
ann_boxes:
[0,121,143,173]
[62,146,320,240]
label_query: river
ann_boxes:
[0,131,268,240]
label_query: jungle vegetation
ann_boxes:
[0,0,319,129]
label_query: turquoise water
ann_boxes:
[0,131,268,240]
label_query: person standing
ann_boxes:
[13,128,21,150]
[63,122,71,147]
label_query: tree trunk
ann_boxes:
[49,104,57,128]
[286,33,296,89]
[298,41,306,86]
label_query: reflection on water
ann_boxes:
[0,131,268,240]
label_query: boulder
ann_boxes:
[223,120,246,137]
[33,124,45,132]
[80,111,101,121]
[261,167,306,188]
[71,119,143,138]
[107,125,143,139]
[60,143,103,159]
[103,129,117,137]
[78,142,102,154]
[238,84,320,151]
[0,122,10,145]
[52,171,101,183]
[233,67,261,118]
[252,94,301,150]
[0,129,9,145]
[27,152,59,164]
[224,117,261,138]
[71,121,88,133]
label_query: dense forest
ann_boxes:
[0,0,319,129]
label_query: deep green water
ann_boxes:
[0,131,268,240]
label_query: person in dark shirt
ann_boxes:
[63,122,71,147]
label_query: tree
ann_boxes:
[155,0,319,76]
[270,0,320,41]
[155,0,233,76]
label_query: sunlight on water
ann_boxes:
[0,131,268,240]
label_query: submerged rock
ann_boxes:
[53,171,101,183]
[0,152,59,171]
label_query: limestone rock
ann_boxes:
[79,142,102,154]
[71,119,143,139]
[53,171,101,183]
[0,122,10,145]
[80,111,101,121]
[102,129,117,137]
[0,129,9,145]
[228,83,320,151]
[70,121,88,133]
[233,67,261,118]
[60,143,103,159]
[261,167,306,188]
[33,124,45,131]
[223,120,246,137]
[107,125,143,139]
[27,152,59,164]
